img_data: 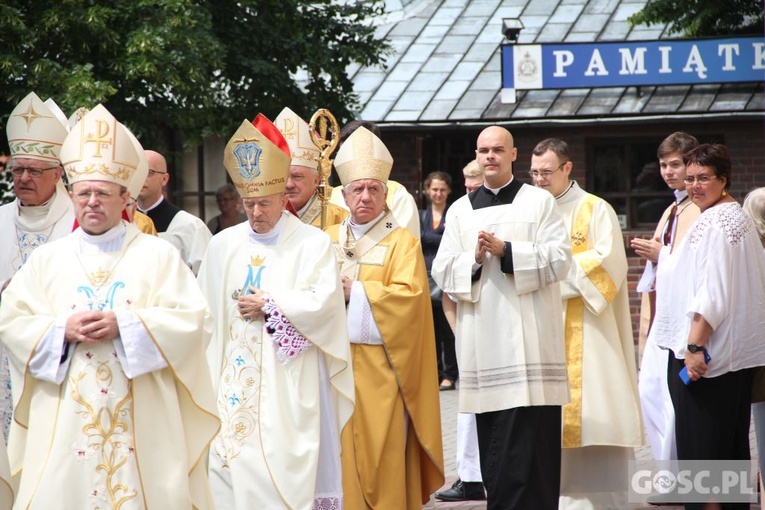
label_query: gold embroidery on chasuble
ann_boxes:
[562,194,598,448]
[213,257,267,465]
[300,195,322,225]
[66,343,139,507]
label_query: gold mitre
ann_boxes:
[60,104,139,188]
[6,92,69,163]
[334,126,392,186]
[223,117,291,198]
[274,107,320,171]
[123,125,147,199]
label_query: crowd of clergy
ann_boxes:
[0,91,763,510]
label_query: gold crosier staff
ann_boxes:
[309,109,340,230]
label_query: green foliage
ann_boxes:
[0,0,390,154]
[629,0,764,37]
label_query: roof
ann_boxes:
[350,0,764,126]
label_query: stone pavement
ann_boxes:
[426,387,761,509]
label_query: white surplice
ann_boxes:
[431,183,572,414]
[199,212,354,510]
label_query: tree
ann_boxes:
[629,0,764,37]
[0,0,390,156]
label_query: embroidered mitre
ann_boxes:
[223,114,291,198]
[60,104,140,188]
[334,126,392,186]
[274,107,320,171]
[6,92,69,163]
[123,125,148,200]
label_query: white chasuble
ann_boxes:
[0,223,219,510]
[199,213,353,510]
[432,184,572,414]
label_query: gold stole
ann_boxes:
[336,212,398,280]
[299,194,322,226]
[562,194,617,447]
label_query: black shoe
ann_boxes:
[434,479,486,501]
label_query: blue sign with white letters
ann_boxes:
[502,37,765,90]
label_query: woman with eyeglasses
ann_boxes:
[648,144,765,509]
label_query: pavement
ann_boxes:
[426,387,761,509]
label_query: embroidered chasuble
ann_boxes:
[432,181,572,414]
[326,212,444,509]
[0,222,219,510]
[199,213,354,510]
[299,194,348,228]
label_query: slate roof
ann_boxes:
[349,0,764,125]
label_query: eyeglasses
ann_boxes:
[528,162,566,179]
[8,165,60,178]
[683,175,717,185]
[148,169,167,177]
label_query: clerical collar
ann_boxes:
[349,210,386,239]
[248,212,288,246]
[138,195,164,213]
[484,175,514,195]
[674,189,689,205]
[78,221,127,254]
[555,180,575,200]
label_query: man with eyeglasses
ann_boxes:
[530,138,641,509]
[0,94,74,505]
[632,132,700,470]
[432,127,571,510]
[325,126,444,509]
[0,104,219,509]
[136,150,211,275]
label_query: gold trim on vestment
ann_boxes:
[562,193,597,448]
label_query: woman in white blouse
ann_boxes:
[648,145,765,508]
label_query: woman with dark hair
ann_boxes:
[420,171,458,391]
[649,144,765,508]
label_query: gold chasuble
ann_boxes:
[0,223,219,510]
[326,212,444,509]
[557,183,642,449]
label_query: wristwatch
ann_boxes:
[687,343,706,354]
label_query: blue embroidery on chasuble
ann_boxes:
[233,142,262,180]
[77,281,125,311]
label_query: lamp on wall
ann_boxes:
[502,18,524,43]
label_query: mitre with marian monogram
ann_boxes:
[59,104,140,188]
[223,114,291,198]
[6,91,69,163]
[274,107,320,171]
[333,126,392,186]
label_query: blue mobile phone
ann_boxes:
[679,350,711,385]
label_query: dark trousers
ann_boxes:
[432,301,458,382]
[667,352,753,510]
[475,406,561,510]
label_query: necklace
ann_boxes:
[74,234,137,311]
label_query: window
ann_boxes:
[588,138,673,230]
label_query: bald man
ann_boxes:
[137,150,211,275]
[432,126,571,510]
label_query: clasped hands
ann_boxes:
[65,311,119,344]
[475,230,505,264]
[238,286,266,320]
